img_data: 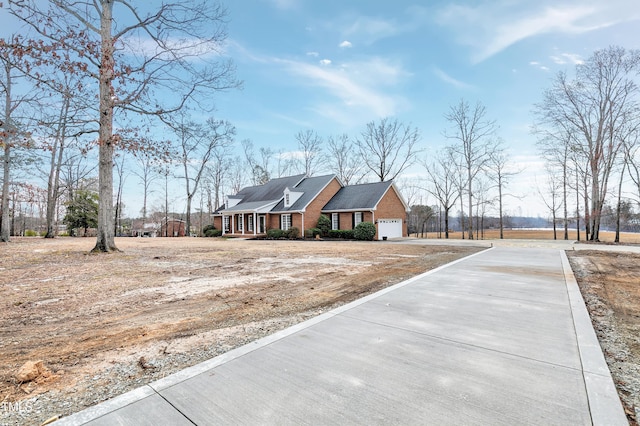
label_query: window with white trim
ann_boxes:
[285,193,290,206]
[237,215,244,231]
[247,215,254,232]
[354,212,363,228]
[223,216,230,232]
[331,213,339,230]
[281,214,292,231]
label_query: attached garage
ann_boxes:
[377,218,403,240]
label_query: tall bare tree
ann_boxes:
[36,72,94,238]
[0,36,36,242]
[487,143,520,239]
[327,133,363,185]
[356,117,421,182]
[132,149,159,224]
[535,46,640,241]
[444,99,498,240]
[242,139,272,185]
[539,165,563,240]
[535,128,575,240]
[424,148,460,239]
[204,146,228,212]
[173,116,235,235]
[295,129,325,177]
[9,0,240,251]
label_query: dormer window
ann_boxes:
[284,187,303,208]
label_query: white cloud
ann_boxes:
[319,59,332,66]
[432,67,473,90]
[529,61,550,71]
[345,16,398,40]
[277,56,407,119]
[550,53,584,65]
[278,150,305,160]
[122,35,224,60]
[307,51,319,57]
[339,40,352,48]
[435,1,640,63]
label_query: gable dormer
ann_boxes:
[284,187,303,208]
[225,196,242,209]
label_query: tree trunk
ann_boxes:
[614,162,625,243]
[45,95,69,238]
[467,168,473,240]
[498,180,504,239]
[1,61,12,243]
[186,195,192,237]
[583,172,590,241]
[92,0,118,252]
[563,161,568,240]
[444,207,449,239]
[1,140,9,243]
[459,194,465,239]
[575,173,581,242]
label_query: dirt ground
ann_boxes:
[2,235,639,426]
[568,250,640,425]
[0,237,480,425]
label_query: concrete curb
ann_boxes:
[561,251,628,425]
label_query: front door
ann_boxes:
[259,215,266,233]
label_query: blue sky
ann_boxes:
[2,0,640,219]
[209,0,640,217]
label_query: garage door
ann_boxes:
[377,219,403,240]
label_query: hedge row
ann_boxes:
[266,227,300,239]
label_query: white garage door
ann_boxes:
[377,219,403,240]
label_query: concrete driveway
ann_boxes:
[55,245,627,425]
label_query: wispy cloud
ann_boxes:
[343,16,399,44]
[435,1,640,63]
[550,53,584,65]
[432,67,473,89]
[529,61,550,71]
[276,56,408,120]
[306,51,319,57]
[319,59,332,66]
[339,40,352,48]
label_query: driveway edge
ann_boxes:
[561,250,627,425]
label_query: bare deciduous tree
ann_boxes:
[535,46,640,241]
[0,36,36,242]
[173,116,235,235]
[486,142,520,239]
[444,99,498,240]
[424,148,460,239]
[538,166,563,240]
[356,117,421,182]
[294,129,324,177]
[9,0,240,251]
[327,133,363,185]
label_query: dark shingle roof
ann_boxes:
[271,174,336,212]
[234,174,305,203]
[322,181,393,211]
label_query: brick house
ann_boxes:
[321,180,409,240]
[213,174,409,240]
[160,218,187,237]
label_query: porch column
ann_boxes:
[232,215,235,234]
[254,212,257,236]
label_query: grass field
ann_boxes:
[412,228,640,244]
